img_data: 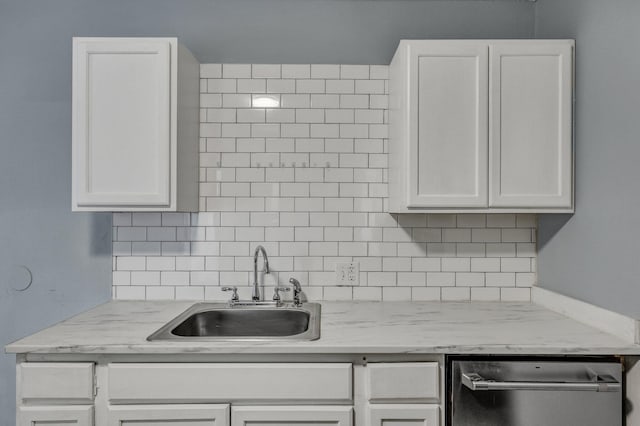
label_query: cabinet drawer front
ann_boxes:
[18,406,94,426]
[367,363,439,403]
[108,363,352,403]
[231,406,353,426]
[19,363,94,403]
[107,404,229,426]
[368,404,439,426]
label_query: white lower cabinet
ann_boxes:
[368,404,439,426]
[16,360,442,426]
[231,406,353,426]
[107,404,229,426]
[18,406,93,426]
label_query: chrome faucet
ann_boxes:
[252,245,270,301]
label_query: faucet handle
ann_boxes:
[272,286,290,303]
[289,278,302,306]
[222,286,239,303]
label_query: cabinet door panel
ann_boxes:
[368,404,439,426]
[107,404,229,426]
[18,406,93,426]
[231,406,352,426]
[489,41,573,208]
[409,42,488,208]
[73,39,171,207]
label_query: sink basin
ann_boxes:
[147,302,321,341]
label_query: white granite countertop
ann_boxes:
[6,301,640,355]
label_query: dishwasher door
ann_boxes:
[450,359,622,426]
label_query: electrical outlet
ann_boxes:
[335,262,359,286]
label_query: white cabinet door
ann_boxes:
[73,38,172,209]
[368,404,439,426]
[107,404,229,426]
[18,406,93,426]
[231,406,353,426]
[489,41,573,209]
[408,42,489,208]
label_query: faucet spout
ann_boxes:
[253,245,270,301]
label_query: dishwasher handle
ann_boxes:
[461,372,621,392]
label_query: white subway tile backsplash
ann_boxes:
[113,63,538,302]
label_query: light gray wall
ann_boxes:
[535,0,640,319]
[0,0,533,423]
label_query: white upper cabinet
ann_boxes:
[72,38,199,211]
[389,40,574,213]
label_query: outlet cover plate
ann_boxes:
[335,262,359,286]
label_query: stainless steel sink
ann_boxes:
[147,302,321,341]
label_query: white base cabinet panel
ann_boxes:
[18,406,93,426]
[231,406,353,426]
[107,404,229,426]
[368,404,439,426]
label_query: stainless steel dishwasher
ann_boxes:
[448,357,622,425]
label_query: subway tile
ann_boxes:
[251,123,281,138]
[252,64,281,79]
[266,139,295,153]
[207,79,236,93]
[310,124,339,138]
[355,80,385,94]
[190,242,221,256]
[442,258,471,272]
[267,79,296,93]
[281,94,310,108]
[201,94,223,108]
[412,287,441,301]
[341,65,369,79]
[500,287,531,302]
[237,78,266,93]
[383,286,412,301]
[354,287,382,301]
[441,287,470,301]
[326,80,355,94]
[267,109,295,123]
[311,64,340,79]
[282,64,310,79]
[296,79,325,93]
[340,94,369,109]
[222,94,251,108]
[310,94,340,108]
[265,227,294,241]
[471,287,501,302]
[296,109,324,123]
[201,64,222,78]
[237,109,265,123]
[455,272,485,287]
[368,242,397,257]
[221,123,251,138]
[325,139,354,153]
[354,139,384,153]
[222,64,251,78]
[369,65,389,79]
[398,272,426,287]
[487,214,516,228]
[325,227,354,241]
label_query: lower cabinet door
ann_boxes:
[368,404,439,426]
[231,406,353,426]
[107,404,230,426]
[18,406,93,426]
